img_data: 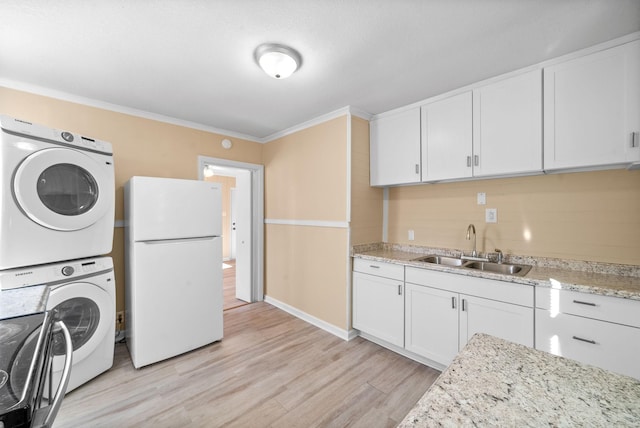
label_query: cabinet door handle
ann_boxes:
[369,265,380,269]
[451,296,457,309]
[474,155,479,166]
[461,298,467,312]
[466,156,472,167]
[632,132,639,148]
[415,164,420,174]
[398,284,402,296]
[572,336,596,345]
[572,300,596,307]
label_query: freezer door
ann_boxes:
[127,236,223,368]
[127,176,221,241]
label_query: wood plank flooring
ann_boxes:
[55,302,440,427]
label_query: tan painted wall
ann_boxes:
[0,86,263,315]
[264,116,350,329]
[388,169,640,265]
[205,175,236,260]
[264,117,348,221]
[350,116,383,245]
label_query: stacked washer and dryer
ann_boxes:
[0,115,117,393]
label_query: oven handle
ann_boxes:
[32,320,73,428]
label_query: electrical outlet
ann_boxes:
[116,311,124,327]
[408,230,415,241]
[477,192,486,205]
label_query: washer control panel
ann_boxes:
[0,257,114,289]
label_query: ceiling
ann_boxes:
[1,1,639,142]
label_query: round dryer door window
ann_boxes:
[13,147,114,231]
[47,281,113,372]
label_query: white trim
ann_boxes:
[0,80,262,143]
[265,218,349,228]
[262,106,371,143]
[382,187,389,242]
[264,295,355,341]
[198,156,265,302]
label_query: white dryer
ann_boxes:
[0,257,115,393]
[0,115,115,270]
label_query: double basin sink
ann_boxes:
[411,255,532,277]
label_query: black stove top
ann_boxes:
[0,312,48,419]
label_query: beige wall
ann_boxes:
[0,86,263,315]
[264,116,350,329]
[388,169,640,265]
[205,175,237,260]
[350,116,383,245]
[264,117,348,221]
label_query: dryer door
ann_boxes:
[12,147,114,231]
[47,281,114,371]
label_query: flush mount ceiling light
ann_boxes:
[254,43,301,79]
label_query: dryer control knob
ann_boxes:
[61,131,74,142]
[61,266,74,276]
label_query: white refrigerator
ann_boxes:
[124,176,223,368]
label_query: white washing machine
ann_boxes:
[0,257,115,393]
[0,115,115,270]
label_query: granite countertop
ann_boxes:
[352,243,640,301]
[399,333,640,427]
[0,285,49,320]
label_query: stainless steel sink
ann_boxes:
[463,261,532,277]
[412,255,466,267]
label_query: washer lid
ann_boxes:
[13,147,114,231]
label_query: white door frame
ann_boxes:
[198,156,264,302]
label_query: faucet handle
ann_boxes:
[494,248,503,264]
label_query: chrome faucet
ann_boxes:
[466,224,477,257]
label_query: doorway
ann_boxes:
[198,156,264,309]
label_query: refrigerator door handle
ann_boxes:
[140,236,219,244]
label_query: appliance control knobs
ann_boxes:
[61,266,74,276]
[61,131,74,142]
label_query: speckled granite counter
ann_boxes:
[0,285,49,320]
[399,333,640,427]
[352,243,640,301]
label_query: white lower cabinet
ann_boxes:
[405,284,458,364]
[535,287,640,379]
[404,267,534,367]
[352,260,404,348]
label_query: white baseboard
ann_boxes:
[264,295,358,341]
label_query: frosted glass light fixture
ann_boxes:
[254,43,301,79]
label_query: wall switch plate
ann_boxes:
[408,230,415,240]
[477,192,486,205]
[486,208,497,223]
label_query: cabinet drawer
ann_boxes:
[353,258,404,280]
[535,308,640,379]
[536,287,640,328]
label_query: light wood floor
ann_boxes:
[223,260,248,311]
[55,302,440,427]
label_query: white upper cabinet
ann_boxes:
[370,107,421,186]
[544,40,640,170]
[421,92,473,181]
[472,69,543,177]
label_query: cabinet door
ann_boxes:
[405,284,459,366]
[459,295,533,350]
[544,40,640,170]
[536,309,640,380]
[473,70,543,177]
[421,92,473,181]
[353,272,404,347]
[370,107,421,186]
